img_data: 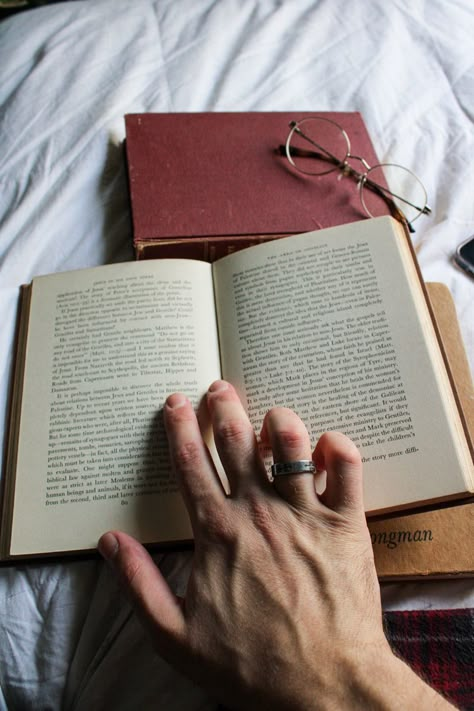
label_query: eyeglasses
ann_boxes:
[281,117,431,233]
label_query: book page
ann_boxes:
[9,260,221,556]
[213,217,473,513]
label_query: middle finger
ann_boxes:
[206,380,271,497]
[261,407,319,510]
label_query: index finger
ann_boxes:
[164,393,226,524]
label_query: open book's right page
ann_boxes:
[212,216,474,514]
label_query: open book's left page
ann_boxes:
[6,260,220,557]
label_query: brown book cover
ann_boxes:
[370,501,473,580]
[370,283,474,579]
[124,111,391,260]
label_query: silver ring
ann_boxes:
[271,460,316,477]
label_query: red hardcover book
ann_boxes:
[124,111,391,260]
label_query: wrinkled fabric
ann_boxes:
[0,1,473,708]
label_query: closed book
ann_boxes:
[370,283,474,579]
[124,111,391,260]
[370,501,474,580]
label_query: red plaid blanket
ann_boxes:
[384,608,474,710]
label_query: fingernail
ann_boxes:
[166,393,188,409]
[98,532,119,561]
[208,380,229,393]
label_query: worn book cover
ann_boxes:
[370,502,473,580]
[369,283,474,579]
[124,111,392,260]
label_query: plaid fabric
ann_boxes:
[384,608,474,710]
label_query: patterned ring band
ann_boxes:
[271,460,316,477]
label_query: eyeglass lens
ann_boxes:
[287,117,428,223]
[286,117,350,176]
[361,164,428,223]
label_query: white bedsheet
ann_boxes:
[0,1,473,708]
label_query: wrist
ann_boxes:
[271,640,454,711]
[330,643,455,711]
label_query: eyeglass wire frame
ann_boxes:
[283,118,431,233]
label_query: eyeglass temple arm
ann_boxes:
[277,145,430,231]
[276,144,342,168]
[282,124,431,217]
[362,175,432,217]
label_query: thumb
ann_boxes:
[98,531,186,649]
[313,431,365,518]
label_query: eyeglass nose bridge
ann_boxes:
[339,154,372,184]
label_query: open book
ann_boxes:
[2,217,473,559]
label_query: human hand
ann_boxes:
[98,381,453,710]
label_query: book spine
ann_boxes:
[135,234,290,261]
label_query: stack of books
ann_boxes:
[2,112,473,582]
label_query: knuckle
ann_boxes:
[275,426,307,452]
[214,417,252,448]
[173,440,202,472]
[335,438,361,467]
[198,506,238,545]
[321,431,362,467]
[320,508,363,539]
[118,555,145,589]
[345,443,362,467]
[166,404,195,426]
[245,495,279,545]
